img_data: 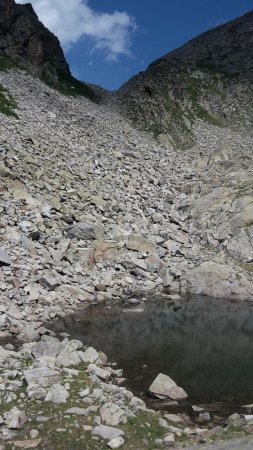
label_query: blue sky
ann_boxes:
[18,0,253,90]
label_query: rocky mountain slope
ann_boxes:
[0,68,252,445]
[0,67,252,339]
[0,4,253,449]
[0,0,70,79]
[115,10,253,148]
[0,1,252,336]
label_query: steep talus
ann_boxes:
[0,0,70,78]
[115,10,253,148]
[0,2,252,334]
[0,68,252,338]
[0,3,253,449]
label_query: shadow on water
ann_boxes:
[49,295,253,415]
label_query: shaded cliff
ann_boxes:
[0,0,70,79]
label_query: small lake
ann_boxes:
[50,295,253,419]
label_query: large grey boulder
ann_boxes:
[87,364,112,381]
[126,235,157,254]
[55,345,81,367]
[149,373,188,401]
[24,367,60,388]
[39,275,60,291]
[32,338,63,359]
[180,261,253,301]
[78,347,100,364]
[65,222,96,240]
[100,403,128,426]
[6,406,28,429]
[17,325,40,343]
[45,384,69,404]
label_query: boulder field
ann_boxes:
[0,68,252,340]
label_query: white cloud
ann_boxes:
[17,0,136,61]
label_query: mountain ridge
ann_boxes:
[147,9,253,83]
[115,9,253,148]
[1,1,252,149]
[0,4,253,449]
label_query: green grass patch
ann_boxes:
[0,54,99,104]
[238,263,253,273]
[180,69,226,127]
[164,95,195,149]
[0,83,18,117]
[42,71,100,103]
[1,363,165,450]
[0,55,16,72]
[194,105,225,127]
[147,122,163,138]
[122,411,164,449]
[0,55,18,117]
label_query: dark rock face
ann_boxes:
[116,10,253,148]
[0,0,70,78]
[149,10,253,84]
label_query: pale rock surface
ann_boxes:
[149,373,188,400]
[64,407,89,416]
[6,406,28,429]
[92,425,125,441]
[31,339,63,359]
[24,367,60,388]
[12,440,41,449]
[44,384,69,403]
[100,403,128,426]
[78,347,100,364]
[107,436,125,449]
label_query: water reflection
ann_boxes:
[51,296,253,407]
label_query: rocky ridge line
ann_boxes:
[114,10,253,148]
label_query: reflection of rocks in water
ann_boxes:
[51,296,253,405]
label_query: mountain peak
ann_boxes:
[0,0,70,79]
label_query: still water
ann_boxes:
[50,295,253,413]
